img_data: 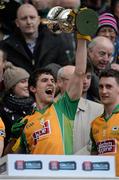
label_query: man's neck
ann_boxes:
[104,102,119,118]
[36,103,46,110]
[82,92,87,99]
[36,100,51,111]
[24,31,38,43]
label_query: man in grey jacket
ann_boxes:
[57,60,104,155]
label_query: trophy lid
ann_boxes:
[76,8,98,36]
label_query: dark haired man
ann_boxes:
[90,69,119,176]
[5,34,89,155]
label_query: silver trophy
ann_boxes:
[46,6,65,34]
[46,6,98,36]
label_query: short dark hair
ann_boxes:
[99,68,119,85]
[28,68,55,88]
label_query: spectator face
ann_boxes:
[31,0,80,10]
[30,73,56,106]
[31,0,53,10]
[57,66,75,95]
[86,0,102,10]
[83,72,92,93]
[114,2,119,18]
[16,4,40,36]
[97,26,116,43]
[99,77,119,106]
[13,78,29,97]
[88,41,113,71]
[57,76,70,95]
[59,0,80,8]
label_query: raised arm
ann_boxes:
[67,36,88,100]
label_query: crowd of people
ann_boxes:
[1,0,119,177]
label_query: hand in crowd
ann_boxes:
[111,63,119,71]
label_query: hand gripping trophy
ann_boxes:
[44,6,98,37]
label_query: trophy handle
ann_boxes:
[46,6,65,34]
[57,9,74,33]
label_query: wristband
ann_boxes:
[12,138,20,152]
[77,33,91,41]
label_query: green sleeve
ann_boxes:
[54,92,79,120]
[20,132,29,154]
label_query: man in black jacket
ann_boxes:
[0,3,75,74]
[87,36,114,102]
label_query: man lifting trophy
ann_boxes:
[3,4,99,156]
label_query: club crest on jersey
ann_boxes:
[0,129,5,137]
[32,120,51,145]
[111,126,119,134]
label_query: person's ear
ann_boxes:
[15,18,19,28]
[29,86,36,94]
